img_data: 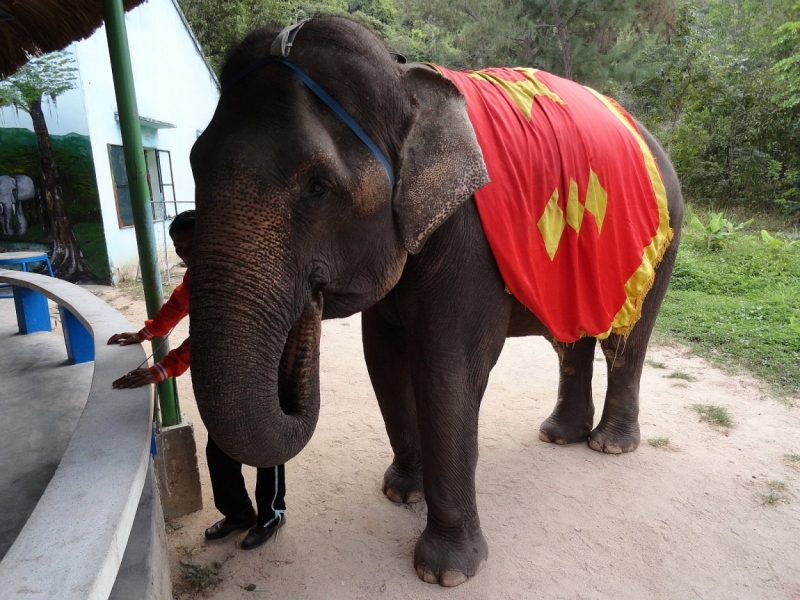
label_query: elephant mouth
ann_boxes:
[276,291,323,417]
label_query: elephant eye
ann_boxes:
[305,179,330,198]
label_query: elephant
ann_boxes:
[0,175,34,236]
[188,17,684,587]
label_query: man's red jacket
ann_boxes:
[139,270,190,382]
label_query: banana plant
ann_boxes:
[761,229,798,248]
[689,211,753,250]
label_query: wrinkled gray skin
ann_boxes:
[0,175,34,236]
[190,17,684,587]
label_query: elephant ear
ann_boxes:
[392,66,489,254]
[14,176,35,201]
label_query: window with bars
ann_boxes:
[108,144,177,228]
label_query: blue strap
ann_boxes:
[221,58,395,188]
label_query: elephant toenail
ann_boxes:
[440,570,468,587]
[385,488,403,503]
[404,491,423,503]
[418,566,438,584]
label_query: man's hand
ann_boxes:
[112,368,158,389]
[108,332,144,346]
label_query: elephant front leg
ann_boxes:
[362,305,423,504]
[413,372,489,587]
[409,314,507,586]
[539,336,596,445]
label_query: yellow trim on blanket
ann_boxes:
[585,88,673,339]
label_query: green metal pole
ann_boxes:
[102,0,181,426]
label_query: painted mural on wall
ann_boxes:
[0,129,109,282]
[0,50,110,283]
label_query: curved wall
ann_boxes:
[0,272,159,599]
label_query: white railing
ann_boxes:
[0,271,152,599]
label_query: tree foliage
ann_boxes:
[772,1,800,108]
[618,0,800,216]
[0,51,77,111]
[179,0,800,219]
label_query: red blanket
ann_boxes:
[434,66,673,342]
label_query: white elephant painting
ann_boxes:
[0,175,36,236]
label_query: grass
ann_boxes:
[667,370,698,382]
[655,211,800,398]
[691,404,734,428]
[115,270,178,302]
[180,563,221,593]
[646,360,667,369]
[762,480,789,505]
[165,520,184,534]
[785,453,800,465]
[647,436,672,448]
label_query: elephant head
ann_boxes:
[189,17,488,467]
[0,175,16,236]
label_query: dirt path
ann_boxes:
[99,286,800,599]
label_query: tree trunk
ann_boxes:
[524,28,535,65]
[549,0,574,80]
[29,99,94,282]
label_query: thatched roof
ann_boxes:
[0,0,148,78]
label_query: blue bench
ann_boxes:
[0,251,54,298]
[1,255,93,364]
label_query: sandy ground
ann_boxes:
[98,283,800,600]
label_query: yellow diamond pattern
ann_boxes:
[539,170,609,260]
[537,188,566,261]
[585,169,608,234]
[468,68,565,120]
[565,178,584,233]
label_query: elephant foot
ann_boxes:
[382,462,423,504]
[538,411,593,445]
[414,526,488,587]
[588,419,640,454]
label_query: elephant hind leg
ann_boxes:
[539,336,596,445]
[589,239,681,454]
[589,333,643,454]
[362,303,424,504]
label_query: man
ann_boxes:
[109,210,286,550]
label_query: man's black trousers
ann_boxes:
[206,437,286,527]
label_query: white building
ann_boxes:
[0,0,219,282]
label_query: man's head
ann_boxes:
[169,210,195,268]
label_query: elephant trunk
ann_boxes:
[190,253,322,468]
[15,200,27,236]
